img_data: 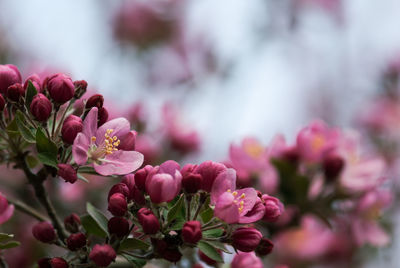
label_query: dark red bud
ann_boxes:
[0,64,22,94]
[47,73,75,104]
[162,248,182,263]
[323,154,345,180]
[67,232,87,251]
[98,107,109,127]
[32,222,57,243]
[255,237,274,256]
[86,94,104,109]
[0,94,5,111]
[89,244,116,267]
[57,164,78,184]
[137,208,160,234]
[108,193,127,217]
[134,165,153,191]
[37,258,51,268]
[232,227,262,252]
[61,115,83,144]
[49,258,68,268]
[182,173,202,194]
[108,183,130,201]
[30,93,52,121]
[64,213,81,233]
[182,221,202,244]
[108,217,130,238]
[6,83,25,102]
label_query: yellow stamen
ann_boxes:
[240,193,245,199]
[232,191,238,197]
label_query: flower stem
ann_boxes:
[7,196,48,222]
[202,223,224,232]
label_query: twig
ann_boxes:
[7,196,48,222]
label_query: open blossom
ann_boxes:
[145,160,182,203]
[72,107,144,176]
[351,190,392,247]
[210,168,265,224]
[231,252,263,268]
[0,193,14,224]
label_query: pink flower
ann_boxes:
[296,120,340,163]
[72,108,144,176]
[145,160,182,203]
[231,252,263,268]
[0,193,14,224]
[210,169,264,224]
[351,190,392,247]
[262,194,284,222]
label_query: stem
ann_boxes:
[7,196,48,222]
[51,106,59,138]
[54,101,74,138]
[186,195,192,221]
[192,195,205,221]
[202,223,224,232]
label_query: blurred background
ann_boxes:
[1,0,400,267]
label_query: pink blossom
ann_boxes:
[0,193,14,224]
[210,169,264,224]
[145,160,182,203]
[231,252,263,268]
[72,108,144,176]
[296,120,341,163]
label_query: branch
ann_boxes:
[7,196,48,222]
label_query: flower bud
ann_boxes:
[255,237,274,256]
[163,248,182,263]
[121,174,146,204]
[182,221,202,244]
[57,164,78,184]
[232,227,262,252]
[32,222,57,243]
[30,93,52,121]
[6,83,25,102]
[108,193,127,216]
[89,244,116,267]
[262,194,284,222]
[0,64,21,94]
[61,115,83,144]
[49,258,69,268]
[182,172,202,194]
[73,80,88,99]
[98,107,109,126]
[199,249,221,266]
[134,165,153,191]
[323,154,345,180]
[85,94,104,109]
[67,232,87,251]
[231,252,263,268]
[46,73,75,104]
[37,258,51,268]
[24,74,42,92]
[137,208,160,234]
[107,183,130,201]
[196,161,227,192]
[108,217,130,238]
[64,213,81,233]
[0,94,5,111]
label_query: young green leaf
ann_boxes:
[119,238,150,251]
[120,254,146,268]
[25,80,38,108]
[167,194,184,223]
[86,203,109,236]
[0,233,13,243]
[81,214,108,238]
[0,241,20,249]
[15,111,35,143]
[200,207,213,223]
[197,241,224,263]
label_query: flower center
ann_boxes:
[227,189,246,213]
[88,129,120,160]
[311,134,325,152]
[244,142,264,159]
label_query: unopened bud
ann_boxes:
[57,164,78,184]
[30,93,52,121]
[61,115,83,144]
[6,83,25,102]
[85,94,104,109]
[47,73,75,104]
[32,222,56,243]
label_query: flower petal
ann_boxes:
[0,204,14,225]
[211,168,236,204]
[94,150,144,176]
[237,188,257,215]
[238,199,265,224]
[83,107,98,139]
[159,160,180,175]
[214,192,239,224]
[72,132,90,165]
[96,117,130,145]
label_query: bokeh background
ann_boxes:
[1,0,400,267]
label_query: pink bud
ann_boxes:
[0,94,5,111]
[98,107,109,126]
[231,252,263,268]
[6,83,25,102]
[30,93,52,121]
[108,193,127,216]
[262,194,284,222]
[32,222,56,243]
[24,74,42,92]
[89,244,116,267]
[0,64,21,94]
[137,208,160,234]
[46,73,75,104]
[255,237,274,256]
[61,115,83,144]
[85,94,104,109]
[108,217,130,238]
[232,227,262,252]
[195,161,227,192]
[182,221,202,244]
[64,213,81,233]
[57,164,78,184]
[134,165,153,191]
[67,232,87,251]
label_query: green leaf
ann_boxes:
[120,254,146,268]
[168,217,185,230]
[6,118,19,137]
[26,155,39,169]
[86,203,109,236]
[119,238,150,251]
[167,194,184,223]
[0,241,20,249]
[200,207,213,223]
[78,166,98,174]
[37,152,58,168]
[81,214,108,238]
[15,111,35,143]
[25,80,38,108]
[203,228,223,238]
[36,128,58,155]
[0,233,13,243]
[77,173,89,183]
[197,241,224,263]
[206,240,231,253]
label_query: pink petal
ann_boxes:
[0,204,14,225]
[238,199,265,224]
[159,160,180,176]
[83,107,98,138]
[96,117,130,145]
[146,173,179,203]
[214,192,240,224]
[237,188,257,215]
[118,130,137,151]
[210,168,236,204]
[94,150,144,176]
[72,133,90,165]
